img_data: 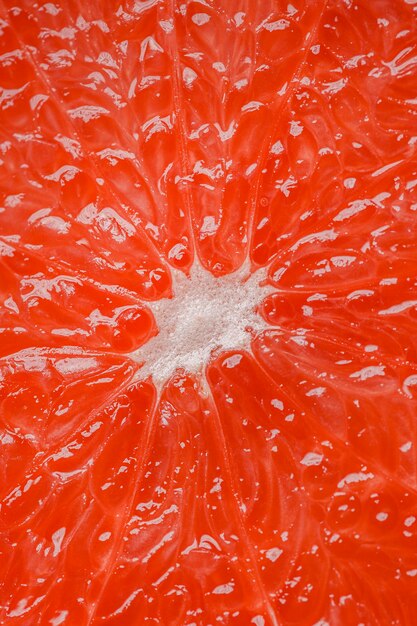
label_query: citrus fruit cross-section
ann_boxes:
[1,0,417,625]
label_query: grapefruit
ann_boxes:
[1,0,417,624]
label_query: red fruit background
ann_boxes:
[1,0,417,624]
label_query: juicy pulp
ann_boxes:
[1,0,417,624]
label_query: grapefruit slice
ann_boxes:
[1,0,417,624]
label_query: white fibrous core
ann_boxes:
[130,261,274,385]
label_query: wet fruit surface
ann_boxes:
[1,0,417,624]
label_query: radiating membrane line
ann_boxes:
[209,387,282,626]
[85,391,160,626]
[167,0,199,261]
[247,0,329,257]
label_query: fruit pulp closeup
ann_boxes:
[1,0,417,625]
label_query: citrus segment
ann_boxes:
[2,378,155,621]
[208,349,417,624]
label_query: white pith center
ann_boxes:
[130,261,273,385]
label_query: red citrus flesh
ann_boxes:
[1,1,417,624]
